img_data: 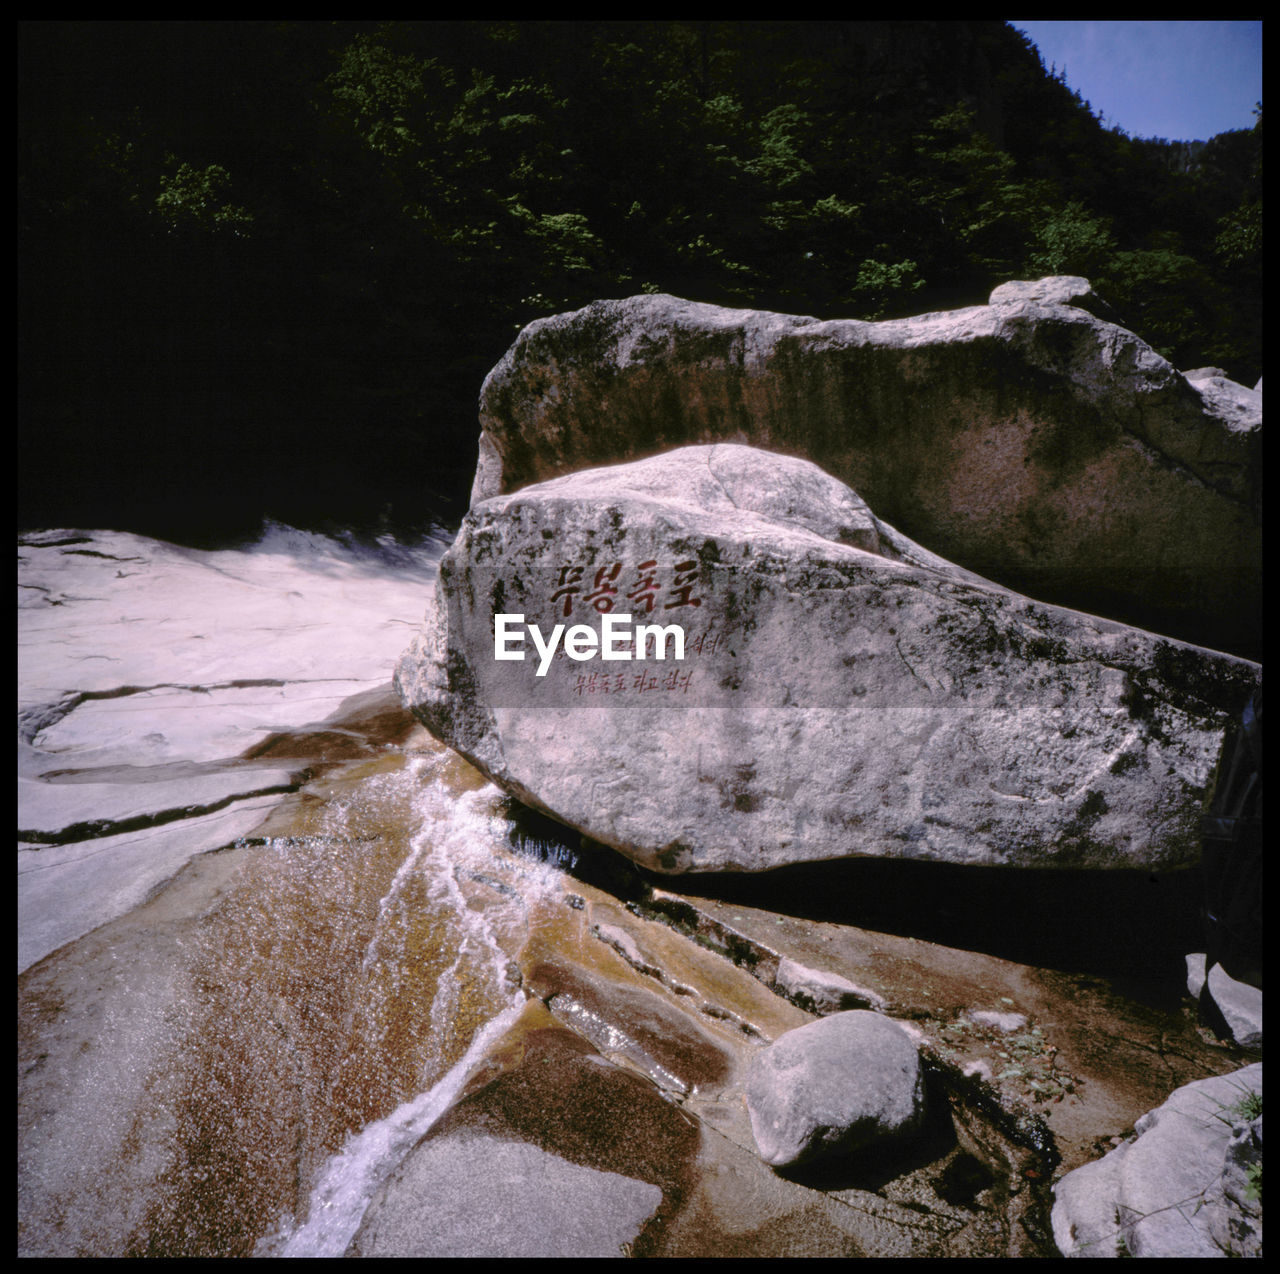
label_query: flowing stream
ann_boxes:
[19,523,1250,1259]
[33,755,579,1257]
[18,524,590,1258]
[261,758,589,1257]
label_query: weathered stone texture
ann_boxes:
[472,283,1261,656]
[397,444,1259,875]
[1051,1063,1263,1258]
[348,1131,663,1258]
[745,1011,927,1168]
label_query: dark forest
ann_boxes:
[18,20,1262,541]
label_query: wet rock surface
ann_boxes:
[19,713,1258,1259]
[350,1121,665,1257]
[17,527,441,972]
[17,531,1260,1259]
[349,1006,683,1258]
[472,283,1261,657]
[397,443,1259,874]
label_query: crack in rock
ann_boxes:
[18,777,306,847]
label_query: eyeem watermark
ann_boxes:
[495,613,686,677]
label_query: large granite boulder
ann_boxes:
[395,444,1259,875]
[472,282,1261,658]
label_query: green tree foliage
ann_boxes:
[1096,249,1223,366]
[851,258,925,320]
[1216,199,1262,269]
[17,19,1263,536]
[1026,202,1116,277]
[1213,107,1262,270]
[906,106,1043,286]
[154,160,253,233]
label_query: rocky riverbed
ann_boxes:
[17,526,1260,1258]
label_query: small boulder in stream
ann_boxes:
[396,443,1260,874]
[745,1010,927,1169]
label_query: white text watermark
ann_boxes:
[494,613,686,676]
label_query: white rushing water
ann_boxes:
[20,520,590,1257]
[260,763,572,1258]
[268,999,526,1258]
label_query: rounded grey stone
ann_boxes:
[745,1010,926,1169]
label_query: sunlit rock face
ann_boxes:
[17,526,444,972]
[396,444,1259,875]
[1051,1062,1262,1259]
[745,1011,927,1169]
[472,281,1261,657]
